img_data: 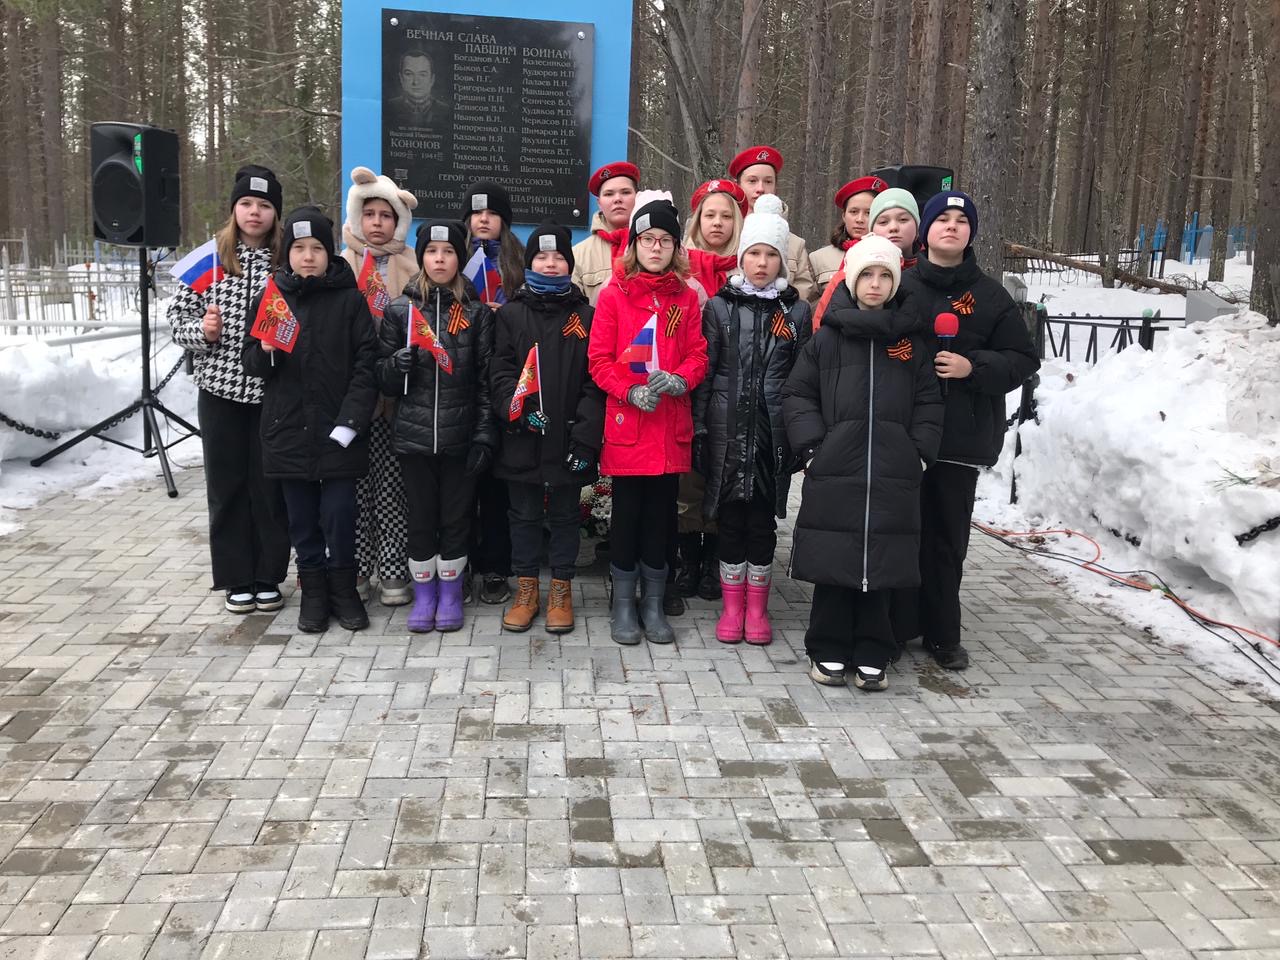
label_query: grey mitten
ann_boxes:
[647,370,688,396]
[627,384,659,412]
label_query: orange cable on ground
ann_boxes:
[974,522,1280,649]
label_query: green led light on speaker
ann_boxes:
[133,133,143,174]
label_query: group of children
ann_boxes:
[168,147,1039,691]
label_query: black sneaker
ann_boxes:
[927,642,970,670]
[224,588,256,614]
[480,574,511,605]
[663,592,685,617]
[853,666,889,691]
[253,584,284,612]
[808,658,846,686]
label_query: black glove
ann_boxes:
[692,436,707,476]
[564,447,594,473]
[627,384,659,413]
[465,445,491,476]
[790,445,819,474]
[526,409,550,433]
[393,345,419,373]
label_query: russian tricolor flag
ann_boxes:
[619,313,658,375]
[462,248,504,304]
[169,238,224,293]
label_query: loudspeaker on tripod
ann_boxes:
[90,122,181,248]
[868,164,955,217]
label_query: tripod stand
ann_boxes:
[31,247,200,498]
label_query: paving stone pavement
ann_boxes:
[1,467,1279,960]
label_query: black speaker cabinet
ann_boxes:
[869,164,955,216]
[91,122,181,247]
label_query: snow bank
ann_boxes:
[991,308,1280,635]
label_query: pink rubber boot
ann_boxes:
[715,561,747,644]
[744,563,773,645]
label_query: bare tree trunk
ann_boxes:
[1164,0,1210,259]
[37,5,65,261]
[1039,0,1066,243]
[942,0,973,175]
[858,0,889,172]
[1191,0,1223,219]
[969,0,1022,274]
[1020,0,1052,240]
[915,0,945,158]
[3,7,32,253]
[883,0,912,160]
[734,0,765,152]
[1208,0,1246,282]
[1250,0,1279,321]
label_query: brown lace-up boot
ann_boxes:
[545,578,575,634]
[502,577,541,632]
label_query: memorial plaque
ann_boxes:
[382,10,594,227]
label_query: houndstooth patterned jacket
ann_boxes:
[167,242,273,404]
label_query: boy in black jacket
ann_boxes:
[895,191,1040,670]
[489,222,605,635]
[242,207,379,634]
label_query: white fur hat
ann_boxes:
[737,194,790,279]
[345,166,418,244]
[842,234,903,301]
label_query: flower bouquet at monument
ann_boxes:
[579,476,612,541]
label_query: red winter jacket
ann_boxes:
[588,262,708,476]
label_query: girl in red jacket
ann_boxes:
[587,194,708,646]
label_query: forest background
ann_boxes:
[1,0,1276,319]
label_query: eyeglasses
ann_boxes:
[636,234,675,251]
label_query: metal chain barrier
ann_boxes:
[1236,515,1280,545]
[0,354,187,443]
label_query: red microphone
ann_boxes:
[934,312,960,396]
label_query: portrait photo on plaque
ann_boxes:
[382,9,594,227]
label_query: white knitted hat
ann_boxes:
[737,194,790,279]
[842,234,903,301]
[345,166,418,244]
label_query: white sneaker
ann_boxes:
[853,666,888,691]
[809,658,846,686]
[224,590,256,614]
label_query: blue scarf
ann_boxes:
[471,238,501,258]
[524,270,573,295]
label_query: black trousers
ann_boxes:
[197,390,290,590]
[399,454,475,561]
[280,478,357,571]
[806,585,894,668]
[610,474,678,572]
[716,495,777,566]
[472,471,512,576]
[891,462,979,652]
[508,482,581,580]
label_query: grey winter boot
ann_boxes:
[608,564,643,646]
[638,562,676,645]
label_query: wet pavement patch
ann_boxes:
[1086,839,1186,865]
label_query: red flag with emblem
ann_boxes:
[508,344,541,421]
[407,304,453,374]
[249,276,300,352]
[356,249,391,320]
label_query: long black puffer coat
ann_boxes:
[693,281,812,520]
[377,279,496,458]
[782,288,944,591]
[899,251,1040,466]
[241,259,379,481]
[490,284,605,486]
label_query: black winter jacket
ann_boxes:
[241,260,379,481]
[377,280,497,458]
[899,251,1040,466]
[693,283,812,520]
[782,291,944,591]
[490,285,605,487]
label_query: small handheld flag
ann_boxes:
[249,277,300,353]
[508,344,541,421]
[356,249,391,320]
[619,313,659,375]
[408,304,453,374]
[462,247,504,304]
[170,238,224,293]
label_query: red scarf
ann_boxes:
[595,226,629,263]
[687,248,739,300]
[611,258,689,299]
[840,235,865,251]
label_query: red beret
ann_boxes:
[588,162,640,196]
[729,145,784,178]
[834,176,888,209]
[690,178,748,216]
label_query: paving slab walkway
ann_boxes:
[0,467,1278,960]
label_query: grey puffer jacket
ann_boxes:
[377,280,496,458]
[693,282,812,520]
